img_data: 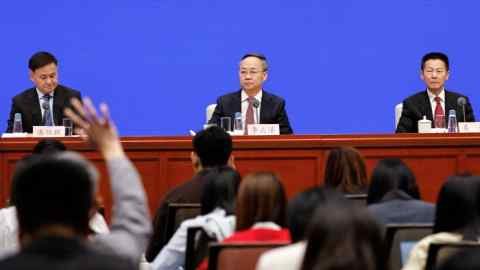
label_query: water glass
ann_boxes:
[63,118,73,136]
[220,116,232,131]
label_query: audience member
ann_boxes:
[0,139,108,257]
[367,158,435,224]
[301,203,388,270]
[402,176,480,270]
[256,187,345,270]
[146,126,233,261]
[151,166,240,270]
[437,248,480,270]
[324,147,368,194]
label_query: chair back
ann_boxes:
[385,223,433,270]
[165,203,202,244]
[395,103,403,128]
[208,243,286,270]
[344,193,368,207]
[185,226,216,270]
[206,104,217,123]
[425,241,480,270]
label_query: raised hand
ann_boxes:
[64,97,124,159]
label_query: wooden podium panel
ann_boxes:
[2,133,480,221]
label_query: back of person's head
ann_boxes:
[200,166,241,215]
[367,158,420,205]
[324,147,368,193]
[301,203,388,270]
[28,51,58,71]
[433,176,480,239]
[287,187,345,242]
[11,151,99,241]
[32,139,67,154]
[235,172,287,231]
[437,247,480,270]
[421,52,449,71]
[192,126,232,168]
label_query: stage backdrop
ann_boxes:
[1,1,480,135]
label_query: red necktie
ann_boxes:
[434,96,444,128]
[245,97,255,135]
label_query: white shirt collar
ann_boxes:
[241,89,263,103]
[427,88,445,103]
[36,88,54,99]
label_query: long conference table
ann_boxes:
[1,133,480,221]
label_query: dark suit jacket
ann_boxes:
[0,236,135,270]
[6,85,81,133]
[396,90,475,133]
[208,90,293,134]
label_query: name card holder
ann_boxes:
[33,126,66,137]
[458,122,480,133]
[247,124,280,136]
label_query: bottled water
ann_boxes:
[12,113,23,133]
[447,109,458,133]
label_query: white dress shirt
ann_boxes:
[36,88,55,125]
[427,88,445,116]
[241,89,263,124]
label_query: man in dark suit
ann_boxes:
[208,53,293,134]
[396,52,475,133]
[6,51,81,133]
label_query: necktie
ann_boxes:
[42,95,53,126]
[245,97,255,135]
[434,96,444,128]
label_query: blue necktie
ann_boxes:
[41,95,53,126]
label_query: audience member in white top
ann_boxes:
[151,166,240,270]
[403,176,480,270]
[256,187,345,270]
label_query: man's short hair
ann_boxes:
[241,53,269,71]
[28,51,58,71]
[421,52,449,71]
[192,126,232,168]
[32,139,67,154]
[11,152,98,236]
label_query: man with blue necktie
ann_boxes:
[6,51,81,133]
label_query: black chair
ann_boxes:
[208,243,286,270]
[384,223,433,270]
[344,193,367,207]
[425,242,480,270]
[164,203,202,245]
[185,226,215,270]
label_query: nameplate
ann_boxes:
[247,124,280,135]
[33,126,65,137]
[459,122,480,133]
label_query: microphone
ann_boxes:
[252,99,260,124]
[457,97,467,122]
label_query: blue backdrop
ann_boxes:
[2,1,480,135]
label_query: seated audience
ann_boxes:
[0,139,108,256]
[151,166,240,270]
[256,187,345,270]
[402,176,480,270]
[324,147,368,194]
[437,248,480,270]
[367,158,435,224]
[197,172,290,270]
[0,97,149,269]
[301,203,388,270]
[146,126,233,261]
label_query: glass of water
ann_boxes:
[63,118,73,136]
[220,116,232,132]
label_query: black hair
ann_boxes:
[11,154,94,236]
[32,139,67,154]
[433,176,480,240]
[437,248,480,270]
[301,203,388,270]
[193,126,232,168]
[240,53,268,71]
[367,158,420,205]
[421,52,449,71]
[200,166,240,215]
[28,51,58,71]
[287,187,345,242]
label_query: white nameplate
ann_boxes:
[459,122,480,133]
[33,126,65,137]
[1,133,29,138]
[247,124,280,135]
